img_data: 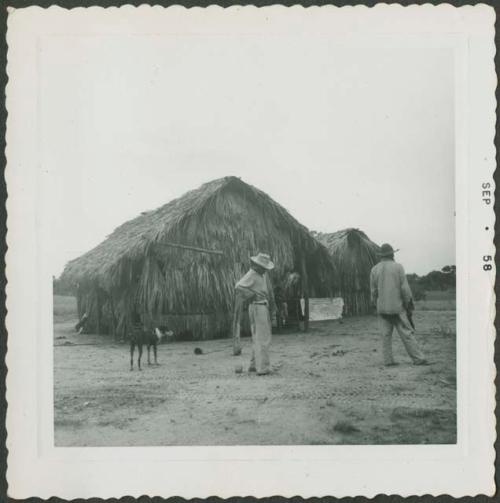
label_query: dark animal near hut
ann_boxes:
[130,325,173,371]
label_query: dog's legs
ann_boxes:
[137,344,143,371]
[130,342,135,370]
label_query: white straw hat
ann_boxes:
[250,252,274,270]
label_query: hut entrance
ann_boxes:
[274,271,306,332]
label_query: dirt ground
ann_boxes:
[54,296,456,446]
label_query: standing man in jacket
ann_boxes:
[370,244,428,366]
[235,253,276,375]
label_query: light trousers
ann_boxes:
[378,314,426,364]
[249,304,272,374]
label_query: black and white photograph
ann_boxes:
[50,32,457,445]
[5,4,495,499]
[49,12,458,448]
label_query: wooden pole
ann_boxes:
[153,241,224,256]
[76,284,83,319]
[300,255,310,332]
[109,296,117,340]
[96,290,101,336]
[232,296,242,355]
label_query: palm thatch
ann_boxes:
[312,228,381,316]
[62,176,335,339]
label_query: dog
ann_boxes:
[129,324,174,371]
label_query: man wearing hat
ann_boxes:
[235,253,276,375]
[370,244,427,366]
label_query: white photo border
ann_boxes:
[5,4,497,499]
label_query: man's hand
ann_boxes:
[405,299,416,330]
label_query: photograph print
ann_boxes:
[48,11,457,447]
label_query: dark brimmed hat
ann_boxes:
[379,243,399,257]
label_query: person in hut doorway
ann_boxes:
[274,285,288,329]
[235,253,276,375]
[370,243,428,366]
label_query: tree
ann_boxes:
[407,264,456,298]
[53,275,76,296]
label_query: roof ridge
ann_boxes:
[61,175,322,282]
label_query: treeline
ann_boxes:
[407,265,456,300]
[53,275,76,296]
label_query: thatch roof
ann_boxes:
[312,228,380,316]
[63,176,335,338]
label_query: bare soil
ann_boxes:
[54,296,456,446]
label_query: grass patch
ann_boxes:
[331,420,360,434]
[431,325,455,337]
[54,418,83,428]
[425,290,456,301]
[307,438,330,445]
[414,299,456,311]
[388,407,456,442]
[391,407,436,420]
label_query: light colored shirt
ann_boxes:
[235,268,275,311]
[370,259,413,314]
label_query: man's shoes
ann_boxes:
[248,367,256,372]
[257,371,271,376]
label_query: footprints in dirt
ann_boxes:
[309,344,347,360]
[307,371,322,378]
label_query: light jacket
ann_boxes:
[235,268,276,312]
[370,259,413,314]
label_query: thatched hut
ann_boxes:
[62,176,335,339]
[312,228,381,316]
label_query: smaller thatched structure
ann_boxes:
[312,228,381,316]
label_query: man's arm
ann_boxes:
[235,271,258,303]
[235,284,257,303]
[399,264,413,308]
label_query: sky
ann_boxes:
[40,34,455,277]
